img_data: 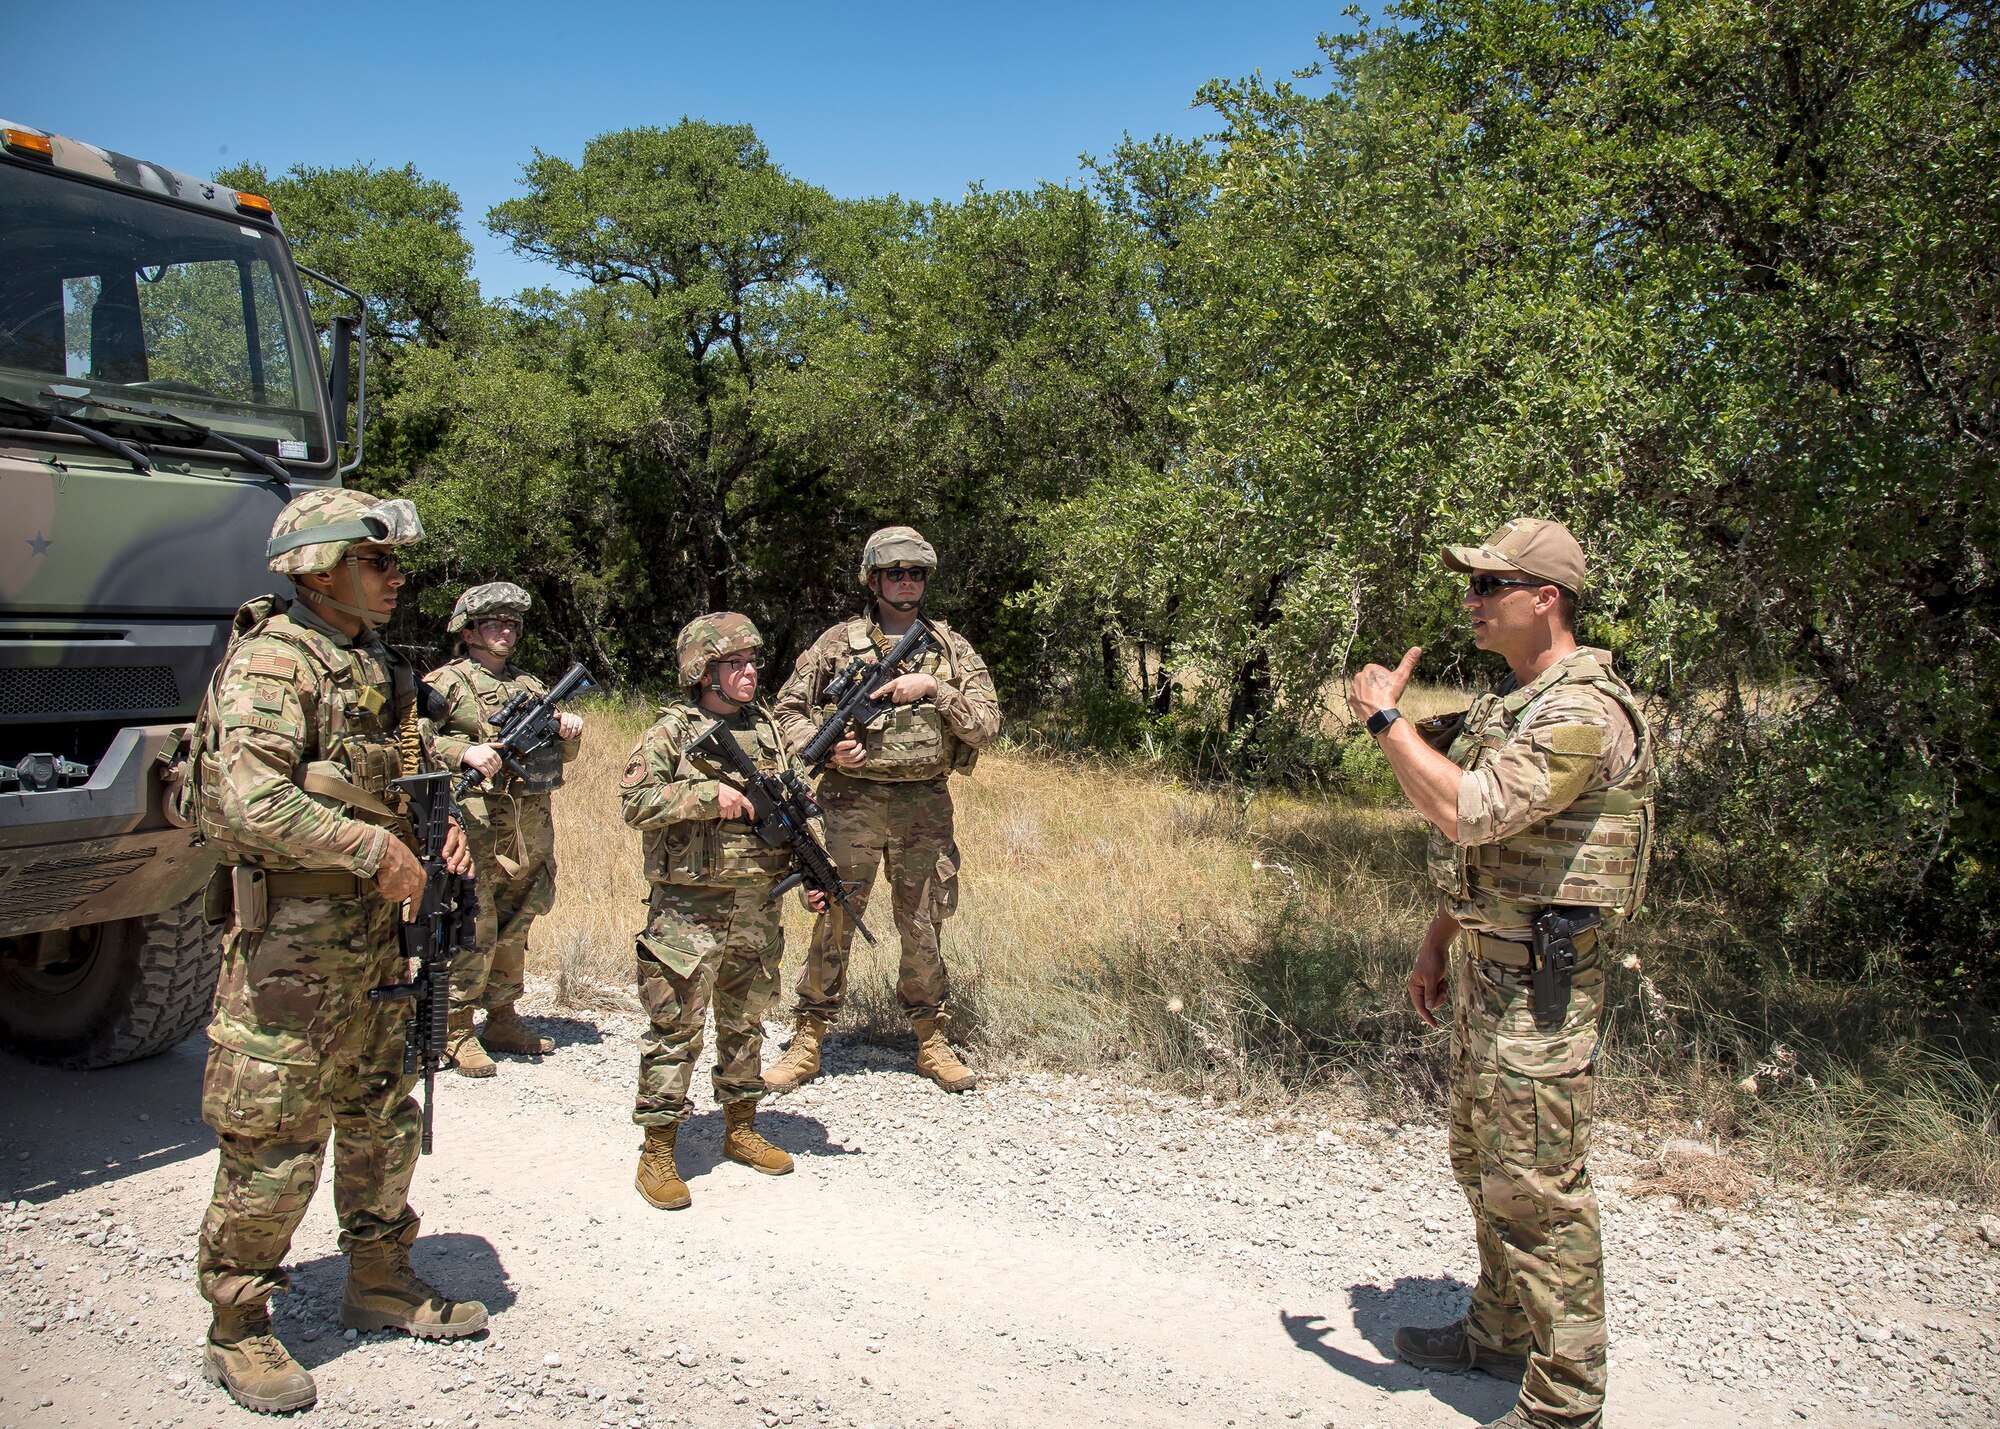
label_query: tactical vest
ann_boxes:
[431,658,566,795]
[174,595,418,868]
[826,617,964,782]
[1426,652,1657,929]
[644,702,798,888]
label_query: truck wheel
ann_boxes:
[0,891,223,1069]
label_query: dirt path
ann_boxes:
[3,1000,1996,1429]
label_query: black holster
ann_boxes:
[1529,906,1600,1031]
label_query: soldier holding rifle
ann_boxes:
[768,526,1000,1094]
[1346,519,1657,1429]
[620,614,832,1210]
[185,489,488,1416]
[427,582,585,1075]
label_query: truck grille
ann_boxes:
[0,666,180,715]
[0,846,160,923]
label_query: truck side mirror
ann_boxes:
[327,312,357,444]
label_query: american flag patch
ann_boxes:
[247,652,298,680]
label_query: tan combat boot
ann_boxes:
[722,1100,794,1175]
[447,1008,494,1078]
[203,1302,316,1414]
[339,1236,489,1339]
[761,1014,826,1093]
[479,1004,553,1056]
[913,1017,977,1092]
[635,1123,691,1209]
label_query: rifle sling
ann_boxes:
[302,767,404,822]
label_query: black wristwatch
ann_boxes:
[1366,707,1401,737]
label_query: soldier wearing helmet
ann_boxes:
[184,488,487,1415]
[768,526,1000,1095]
[1345,518,1657,1429]
[618,612,831,1211]
[426,581,586,1077]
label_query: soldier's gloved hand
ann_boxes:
[878,672,940,705]
[715,782,755,821]
[462,744,504,781]
[374,837,426,904]
[557,711,584,740]
[443,819,475,877]
[802,888,830,913]
[830,737,867,769]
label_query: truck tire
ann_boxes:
[0,890,222,1069]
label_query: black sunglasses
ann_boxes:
[348,553,403,574]
[1467,574,1545,597]
[877,567,930,583]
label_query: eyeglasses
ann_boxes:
[877,567,929,584]
[715,656,762,673]
[348,553,402,574]
[1466,574,1544,597]
[475,617,522,632]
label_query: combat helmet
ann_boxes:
[858,526,937,587]
[265,488,424,575]
[676,612,763,695]
[449,581,532,634]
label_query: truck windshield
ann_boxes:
[0,160,328,465]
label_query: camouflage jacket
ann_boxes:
[425,656,581,799]
[773,615,1000,781]
[1428,646,1657,935]
[620,700,815,887]
[199,596,436,878]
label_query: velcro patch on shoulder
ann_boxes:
[1544,723,1605,758]
[620,755,648,789]
[246,651,299,681]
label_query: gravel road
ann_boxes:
[3,997,1996,1429]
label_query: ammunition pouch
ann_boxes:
[229,864,268,935]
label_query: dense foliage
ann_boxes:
[240,0,1997,996]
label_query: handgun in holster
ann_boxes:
[1529,906,1600,1031]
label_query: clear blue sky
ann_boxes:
[12,1,1349,298]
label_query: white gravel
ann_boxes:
[1,995,1995,1428]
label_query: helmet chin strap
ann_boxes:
[297,559,392,630]
[707,661,750,712]
[874,574,925,614]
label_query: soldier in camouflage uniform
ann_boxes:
[427,581,584,1076]
[1346,519,1657,1429]
[621,613,831,1210]
[184,489,488,1416]
[765,527,1001,1094]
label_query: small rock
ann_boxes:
[1857,1325,1891,1345]
[1977,1217,2000,1250]
[544,1352,562,1367]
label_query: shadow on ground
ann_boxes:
[671,1107,865,1178]
[0,1035,214,1204]
[275,1232,515,1369]
[1280,1274,1515,1423]
[513,1013,606,1052]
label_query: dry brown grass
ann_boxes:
[527,695,2000,1204]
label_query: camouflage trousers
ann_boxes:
[632,881,783,1125]
[197,887,421,1309]
[793,772,960,1023]
[451,790,557,1014]
[1447,932,1608,1429]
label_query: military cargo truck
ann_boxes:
[0,120,366,1067]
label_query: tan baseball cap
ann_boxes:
[1442,518,1586,593]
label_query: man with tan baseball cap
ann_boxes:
[1344,514,1658,1429]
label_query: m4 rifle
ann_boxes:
[453,660,594,797]
[687,721,877,945]
[795,619,942,774]
[368,771,477,1153]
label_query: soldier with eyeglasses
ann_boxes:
[427,582,584,1076]
[766,526,1000,1094]
[1345,519,1659,1429]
